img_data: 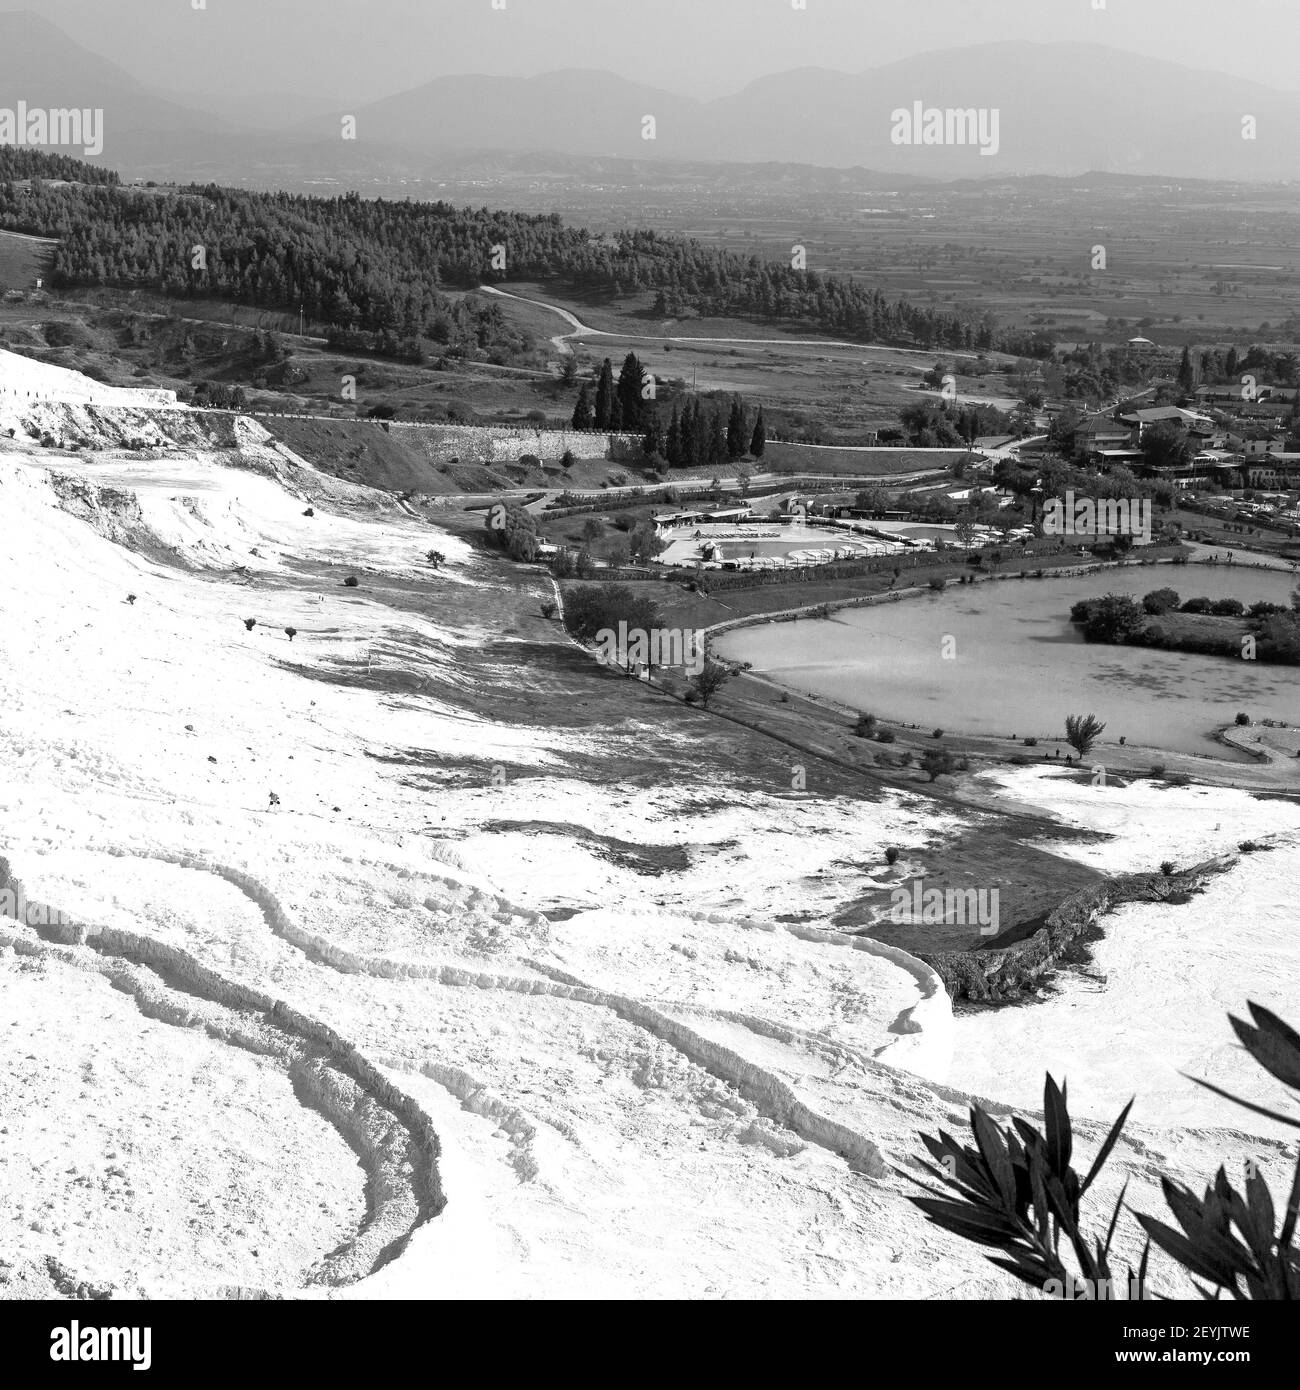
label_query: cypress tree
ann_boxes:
[726,397,747,459]
[679,403,696,469]
[1177,346,1196,393]
[708,408,727,466]
[750,406,767,459]
[616,351,643,432]
[643,410,663,459]
[572,383,593,431]
[691,401,707,469]
[666,406,681,467]
[594,359,615,430]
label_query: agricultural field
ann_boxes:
[0,229,54,293]
[439,172,1300,345]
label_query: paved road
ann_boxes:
[479,284,981,362]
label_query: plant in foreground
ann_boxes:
[905,1003,1300,1299]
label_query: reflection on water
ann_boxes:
[715,566,1300,757]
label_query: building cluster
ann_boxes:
[1071,385,1300,492]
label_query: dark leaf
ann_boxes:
[1230,1006,1300,1090]
[1103,1178,1131,1259]
[972,1108,1018,1211]
[1183,1074,1300,1131]
[1137,1214,1242,1291]
[1044,1073,1073,1174]
[986,1253,1059,1289]
[909,1196,1025,1247]
[1278,1155,1300,1249]
[1082,1097,1135,1195]
[1242,1170,1276,1265]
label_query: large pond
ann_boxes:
[714,564,1300,757]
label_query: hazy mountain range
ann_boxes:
[3,11,1299,184]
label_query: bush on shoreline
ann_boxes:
[1070,590,1300,665]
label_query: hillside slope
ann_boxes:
[0,359,1278,1299]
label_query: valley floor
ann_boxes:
[0,388,1293,1299]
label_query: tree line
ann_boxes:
[0,148,119,185]
[570,353,766,467]
[0,149,1048,362]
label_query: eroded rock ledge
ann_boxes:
[920,853,1239,1003]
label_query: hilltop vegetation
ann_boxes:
[0,149,1045,367]
[0,148,120,186]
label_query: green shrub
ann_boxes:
[921,748,957,782]
[1142,587,1180,615]
[562,583,662,643]
[1065,712,1106,757]
[905,1002,1300,1300]
[1077,595,1145,644]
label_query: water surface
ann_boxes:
[715,566,1300,756]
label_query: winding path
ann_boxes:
[478,285,980,362]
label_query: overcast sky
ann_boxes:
[10,0,1300,103]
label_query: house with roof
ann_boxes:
[1244,454,1300,490]
[1119,405,1214,432]
[1117,407,1217,458]
[1187,450,1244,488]
[1194,384,1251,408]
[1076,415,1135,446]
[1226,427,1286,457]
